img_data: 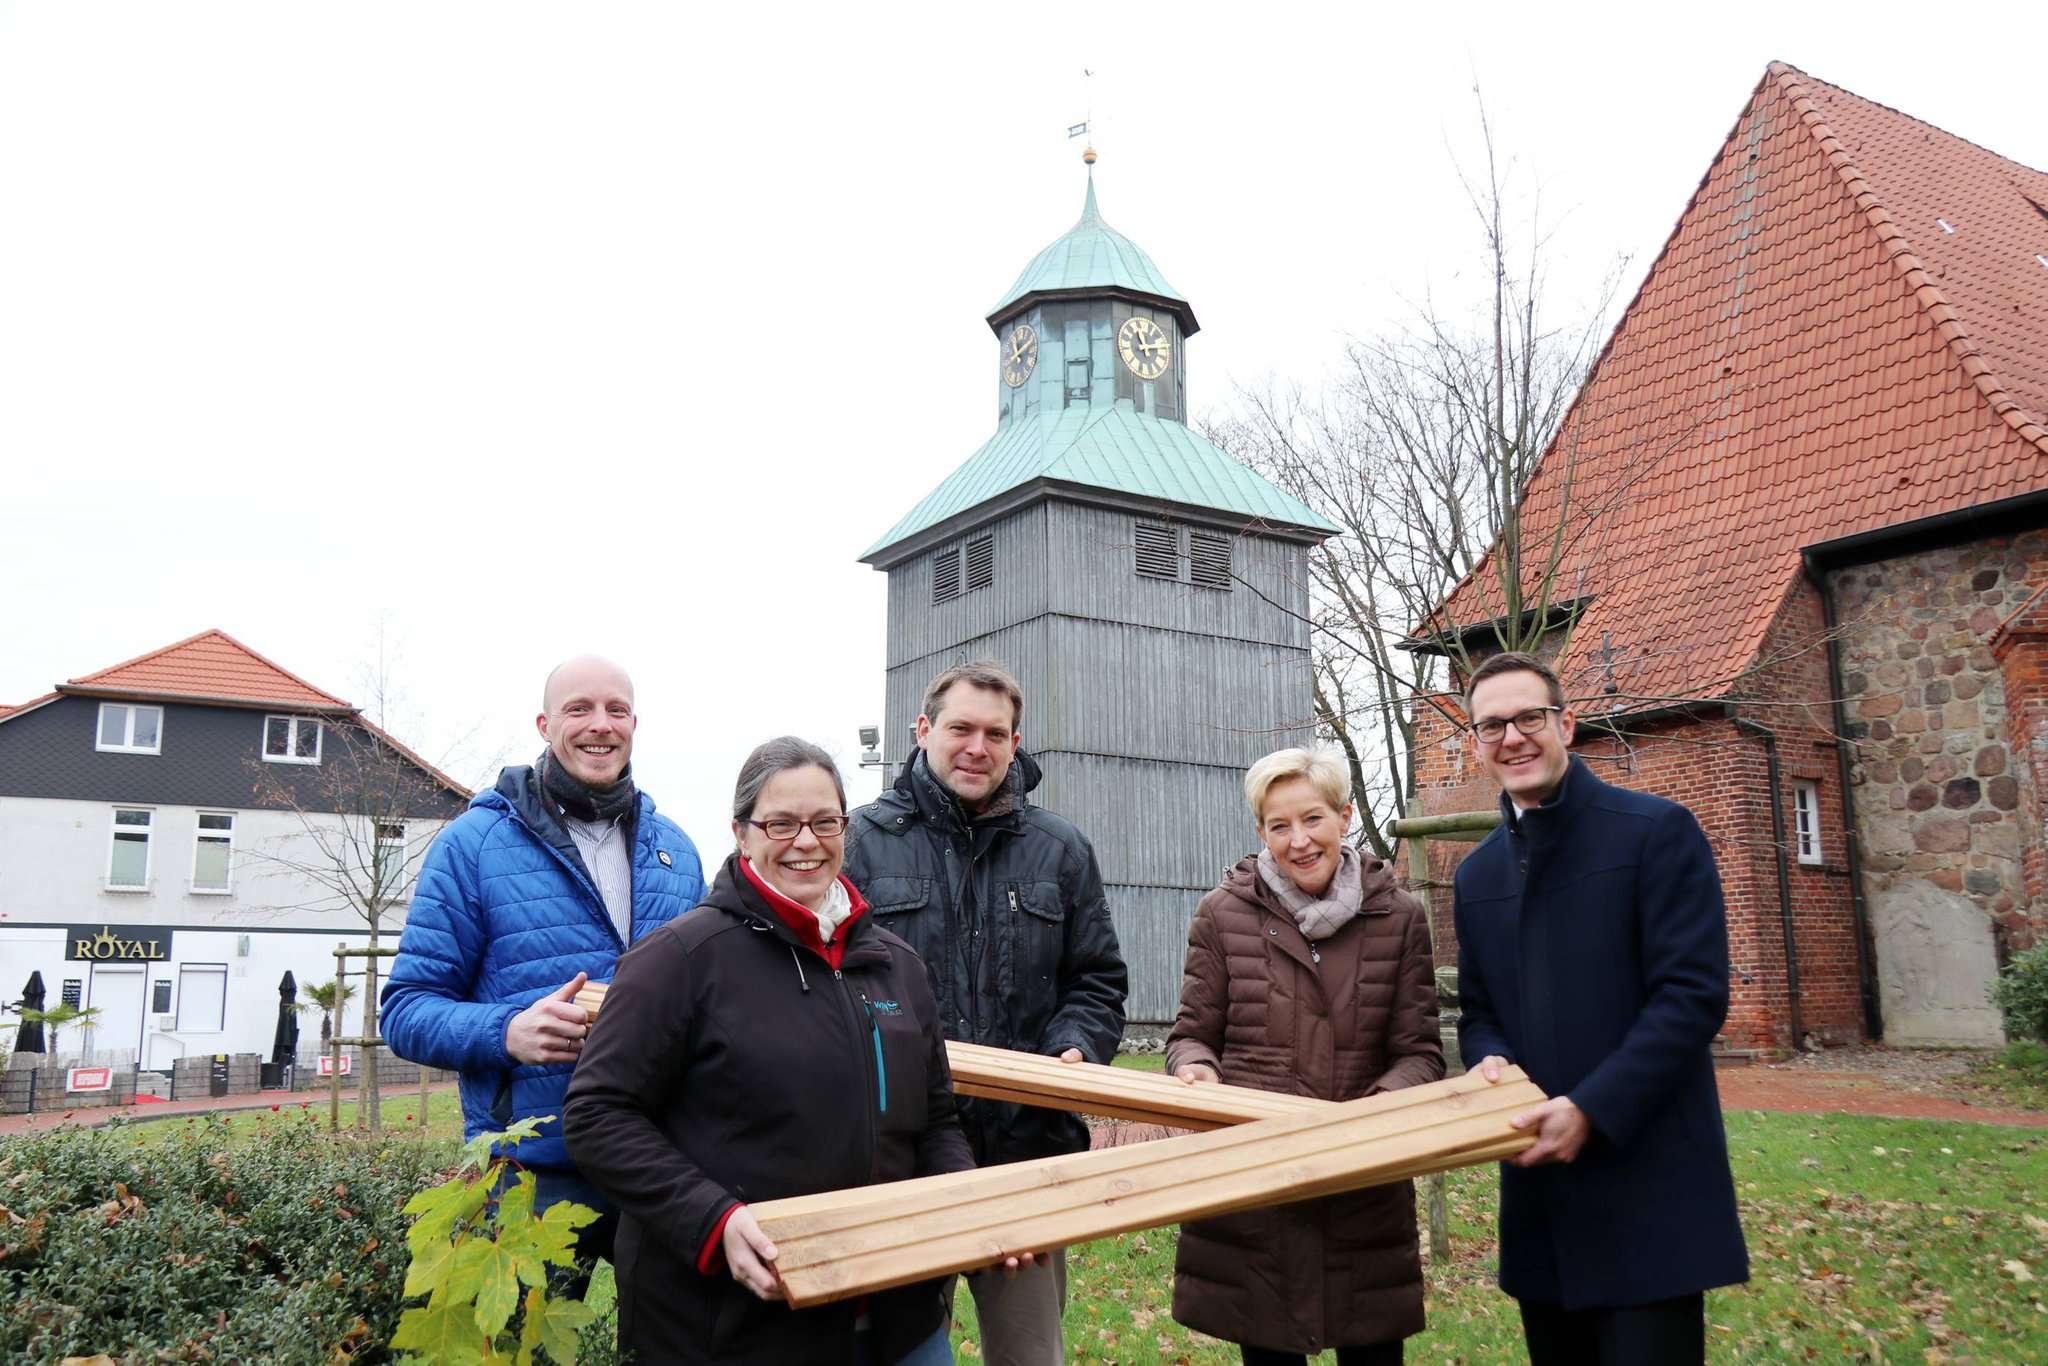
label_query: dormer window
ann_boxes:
[96,703,163,755]
[263,715,323,764]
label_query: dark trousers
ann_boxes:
[1519,1293,1704,1365]
[1241,1342,1402,1366]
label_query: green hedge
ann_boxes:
[0,1112,449,1364]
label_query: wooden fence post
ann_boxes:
[329,943,345,1134]
[1385,800,1503,1266]
[1401,798,1453,1264]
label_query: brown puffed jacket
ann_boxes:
[1164,852,1443,1356]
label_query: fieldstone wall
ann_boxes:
[1830,528,2048,1044]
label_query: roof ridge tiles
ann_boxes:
[63,627,354,710]
[1768,64,2048,457]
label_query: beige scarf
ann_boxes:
[1256,844,1366,942]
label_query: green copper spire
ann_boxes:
[861,156,1334,564]
[987,165,1195,332]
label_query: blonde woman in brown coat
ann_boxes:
[1165,746,1443,1366]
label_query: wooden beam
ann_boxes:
[1384,810,1502,842]
[752,1067,1542,1306]
[947,1041,1327,1129]
[580,983,1334,1130]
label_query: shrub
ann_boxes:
[1990,940,2048,1043]
[0,1111,448,1363]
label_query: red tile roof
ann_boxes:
[1431,63,2048,707]
[0,693,58,722]
[60,628,353,711]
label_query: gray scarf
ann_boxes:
[1256,844,1366,942]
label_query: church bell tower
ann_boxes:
[860,151,1337,1023]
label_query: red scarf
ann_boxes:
[737,858,869,971]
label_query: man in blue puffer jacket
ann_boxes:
[383,655,704,1271]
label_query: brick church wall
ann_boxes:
[1407,581,1866,1056]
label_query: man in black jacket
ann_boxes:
[1455,651,1748,1364]
[844,660,1128,1366]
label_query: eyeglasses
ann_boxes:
[1471,706,1563,744]
[745,815,848,841]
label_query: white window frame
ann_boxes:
[263,714,323,765]
[95,702,164,755]
[1792,780,1823,866]
[191,811,236,894]
[107,807,154,891]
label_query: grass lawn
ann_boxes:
[951,1109,2048,1364]
[1959,1042,2048,1115]
[118,1086,468,1146]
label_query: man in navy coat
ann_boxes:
[1454,651,1747,1364]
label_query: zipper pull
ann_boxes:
[1311,948,1321,964]
[1008,888,1021,915]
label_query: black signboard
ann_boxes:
[209,1054,230,1098]
[152,979,174,1013]
[63,924,172,963]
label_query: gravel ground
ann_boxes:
[1764,1041,1995,1093]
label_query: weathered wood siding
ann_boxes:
[1099,884,1211,1026]
[884,504,1049,669]
[1047,503,1309,649]
[877,493,1318,1023]
[1039,617,1313,765]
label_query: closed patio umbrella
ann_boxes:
[12,971,45,1054]
[271,970,300,1065]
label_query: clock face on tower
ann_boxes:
[1002,324,1039,387]
[1117,316,1170,380]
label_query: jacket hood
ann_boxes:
[887,747,1043,828]
[1219,846,1401,916]
[480,762,660,832]
[699,854,890,972]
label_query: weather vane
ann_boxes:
[1068,68,1097,166]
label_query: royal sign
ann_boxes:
[64,923,170,962]
[316,1054,352,1077]
[66,1066,114,1093]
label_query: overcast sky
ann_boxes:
[5,2,2046,852]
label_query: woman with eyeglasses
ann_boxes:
[1165,746,1444,1366]
[564,736,976,1366]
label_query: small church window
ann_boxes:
[964,535,994,593]
[1065,356,1092,405]
[1189,530,1234,590]
[1135,522,1179,580]
[1792,780,1822,864]
[932,547,962,604]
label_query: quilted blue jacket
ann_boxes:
[382,765,704,1175]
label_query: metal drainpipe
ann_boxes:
[1734,716,1804,1051]
[1805,552,1885,1039]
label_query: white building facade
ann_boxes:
[0,631,468,1072]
